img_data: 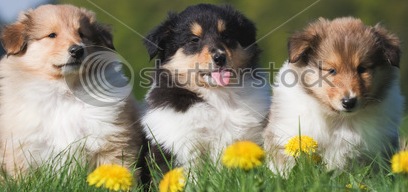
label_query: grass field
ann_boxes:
[1,153,407,192]
[1,116,407,191]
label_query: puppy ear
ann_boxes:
[373,24,401,68]
[222,5,257,48]
[1,18,29,55]
[144,13,177,60]
[288,30,322,64]
[288,18,325,63]
[96,23,115,50]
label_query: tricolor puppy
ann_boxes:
[264,17,404,174]
[0,4,143,176]
[142,4,271,168]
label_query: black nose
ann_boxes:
[212,53,226,66]
[341,97,357,110]
[68,45,84,58]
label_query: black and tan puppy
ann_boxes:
[142,4,271,170]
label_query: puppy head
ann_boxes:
[0,4,114,79]
[288,17,400,114]
[144,4,260,87]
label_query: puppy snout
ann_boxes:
[341,97,357,111]
[212,52,226,66]
[68,45,84,58]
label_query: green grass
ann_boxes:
[1,144,408,192]
[1,115,408,191]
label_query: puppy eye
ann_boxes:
[357,66,367,74]
[79,31,85,38]
[190,36,200,43]
[48,33,57,38]
[329,68,337,75]
[318,65,336,75]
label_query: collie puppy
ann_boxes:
[264,17,404,174]
[142,4,271,168]
[0,4,143,176]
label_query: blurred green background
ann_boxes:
[2,0,408,131]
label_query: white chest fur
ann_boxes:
[0,75,124,162]
[265,63,403,172]
[143,80,271,165]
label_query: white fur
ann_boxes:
[0,56,128,175]
[142,77,271,165]
[264,61,404,174]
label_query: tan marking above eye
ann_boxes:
[217,20,226,32]
[191,22,202,37]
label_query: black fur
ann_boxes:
[144,4,259,66]
[147,70,204,112]
[143,4,259,113]
[141,4,260,184]
[139,140,173,188]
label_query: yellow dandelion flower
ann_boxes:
[159,167,186,192]
[87,164,133,191]
[391,150,408,173]
[285,135,318,157]
[346,183,368,191]
[222,141,265,170]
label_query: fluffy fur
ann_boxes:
[142,4,271,169]
[264,17,404,174]
[0,4,143,176]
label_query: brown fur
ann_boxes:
[191,22,203,37]
[0,4,144,179]
[162,42,252,89]
[288,17,400,113]
[217,20,226,32]
[1,5,113,79]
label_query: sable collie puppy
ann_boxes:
[0,5,143,176]
[142,4,271,168]
[264,17,404,174]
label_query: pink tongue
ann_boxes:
[211,70,231,86]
